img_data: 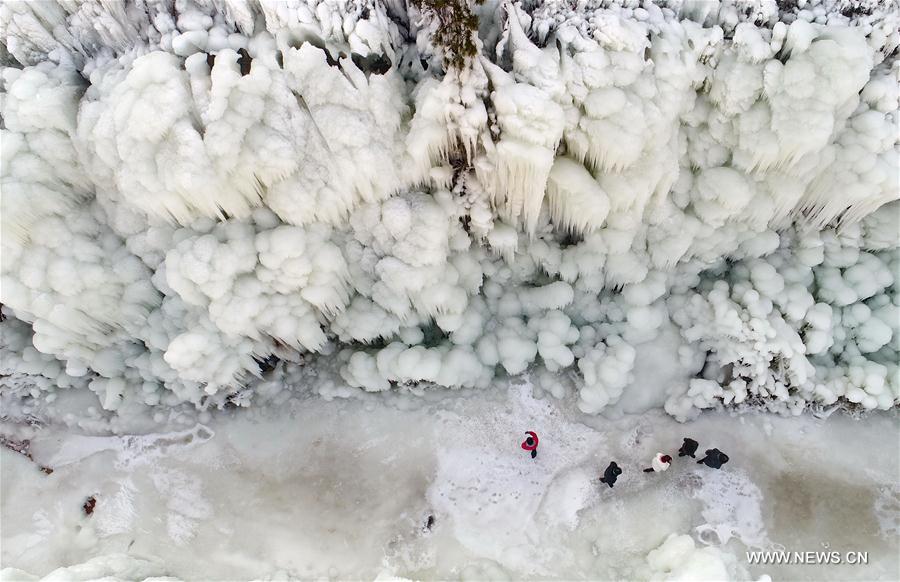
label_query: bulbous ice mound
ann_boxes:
[1,0,898,423]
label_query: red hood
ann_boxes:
[521,431,539,451]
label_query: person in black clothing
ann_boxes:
[678,438,699,458]
[697,448,729,469]
[599,461,622,488]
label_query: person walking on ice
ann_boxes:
[521,431,539,459]
[697,448,729,469]
[599,461,622,488]
[643,452,672,473]
[678,438,699,458]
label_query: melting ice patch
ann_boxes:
[44,424,214,469]
[874,484,900,540]
[692,468,769,549]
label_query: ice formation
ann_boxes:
[1,0,898,424]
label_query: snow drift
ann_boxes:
[1,0,898,425]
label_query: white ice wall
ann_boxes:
[1,0,897,421]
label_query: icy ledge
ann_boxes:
[1,0,898,422]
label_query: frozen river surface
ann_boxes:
[2,385,898,581]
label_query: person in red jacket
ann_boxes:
[521,431,539,459]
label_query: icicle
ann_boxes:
[546,157,610,236]
[487,222,518,263]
